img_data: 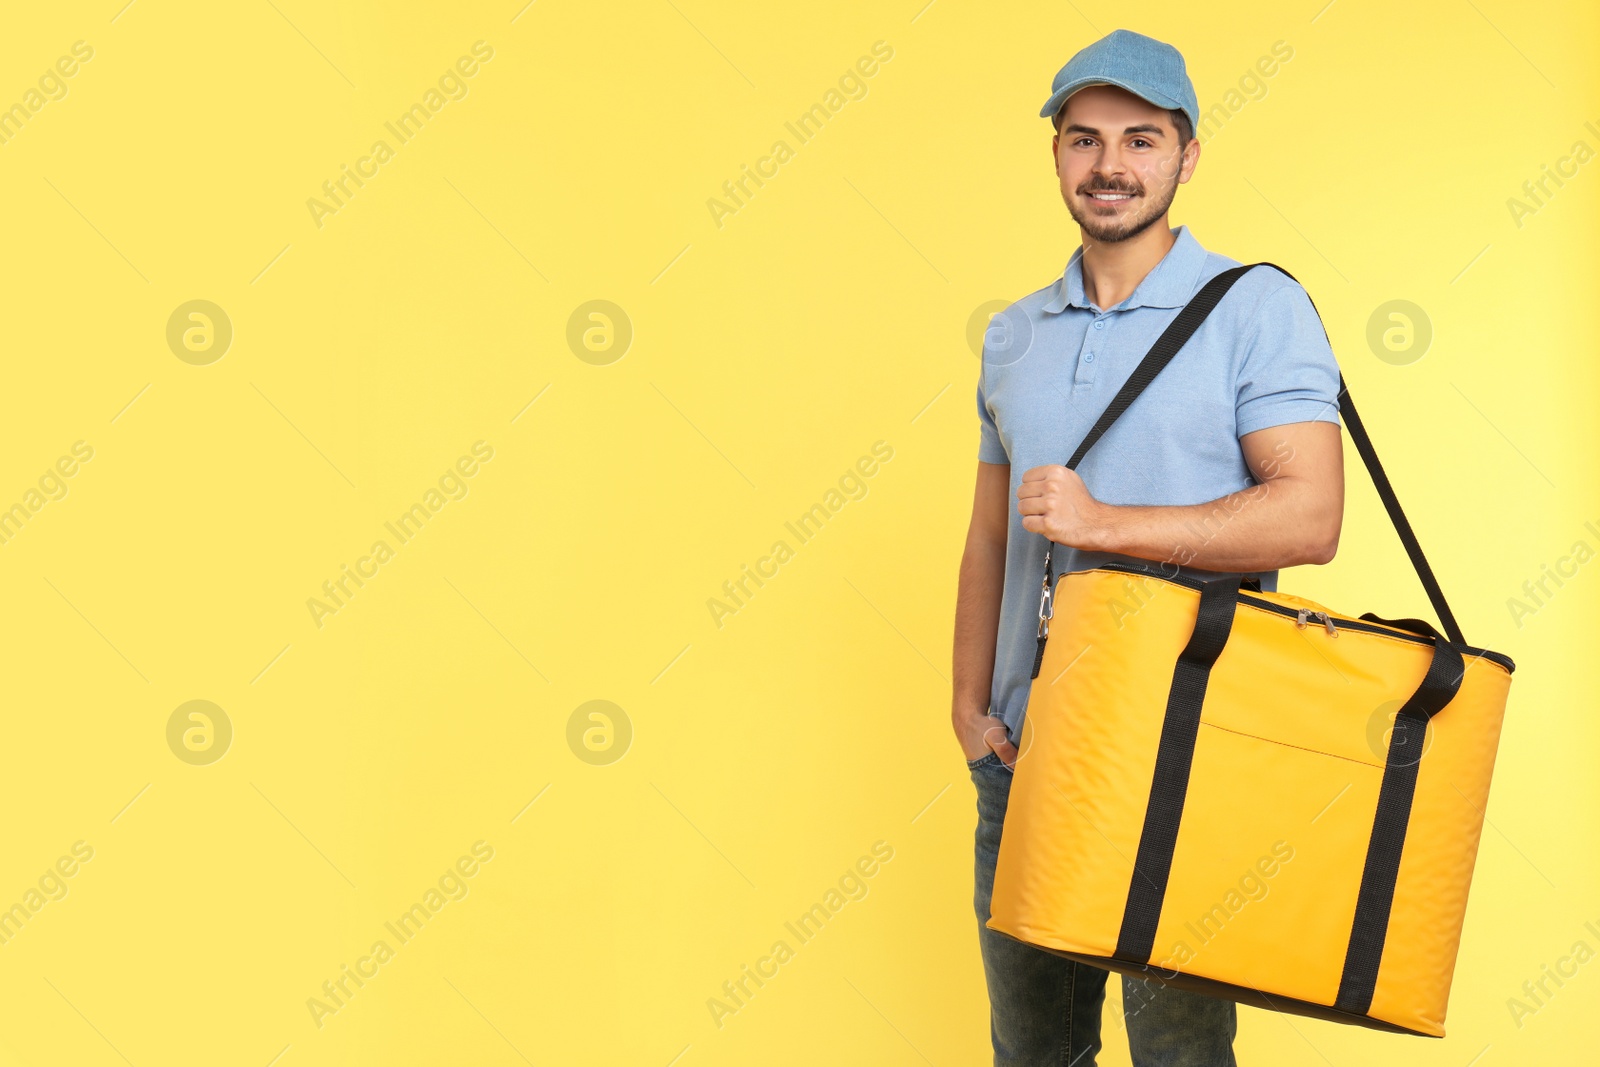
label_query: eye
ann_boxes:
[1130,138,1153,148]
[1073,137,1096,147]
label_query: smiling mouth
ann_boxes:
[1086,191,1136,203]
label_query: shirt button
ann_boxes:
[1093,321,1105,330]
[1085,353,1095,362]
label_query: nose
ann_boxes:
[1093,142,1129,179]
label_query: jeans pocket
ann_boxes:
[966,751,1001,771]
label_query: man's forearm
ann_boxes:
[952,539,1006,718]
[1088,476,1337,573]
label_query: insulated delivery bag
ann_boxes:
[985,262,1515,1038]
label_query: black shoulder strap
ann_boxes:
[1272,262,1465,647]
[1029,262,1464,680]
[1062,266,1255,469]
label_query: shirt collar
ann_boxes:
[1042,224,1208,314]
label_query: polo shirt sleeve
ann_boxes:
[1234,283,1343,437]
[976,362,1009,463]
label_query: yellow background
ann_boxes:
[0,1,1594,1064]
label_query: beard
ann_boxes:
[1064,174,1179,244]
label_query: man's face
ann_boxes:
[1051,84,1197,244]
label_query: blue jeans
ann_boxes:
[969,751,1238,1066]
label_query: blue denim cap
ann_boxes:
[1040,29,1199,137]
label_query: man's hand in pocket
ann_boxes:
[954,710,1018,769]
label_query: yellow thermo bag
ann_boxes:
[985,264,1515,1038]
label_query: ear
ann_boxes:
[1177,136,1201,183]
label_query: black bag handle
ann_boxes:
[1030,262,1465,679]
[1357,613,1444,641]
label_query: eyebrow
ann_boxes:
[1063,123,1166,138]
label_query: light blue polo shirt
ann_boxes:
[976,224,1342,746]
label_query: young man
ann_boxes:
[953,29,1345,1066]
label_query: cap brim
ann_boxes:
[1039,75,1183,121]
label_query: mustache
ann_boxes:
[1080,183,1141,194]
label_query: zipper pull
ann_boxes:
[1295,608,1339,636]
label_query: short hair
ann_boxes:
[1054,106,1193,149]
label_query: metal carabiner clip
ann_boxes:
[1037,573,1055,638]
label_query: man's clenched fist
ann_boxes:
[1017,465,1105,548]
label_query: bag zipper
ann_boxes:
[1091,561,1515,673]
[1297,607,1338,636]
